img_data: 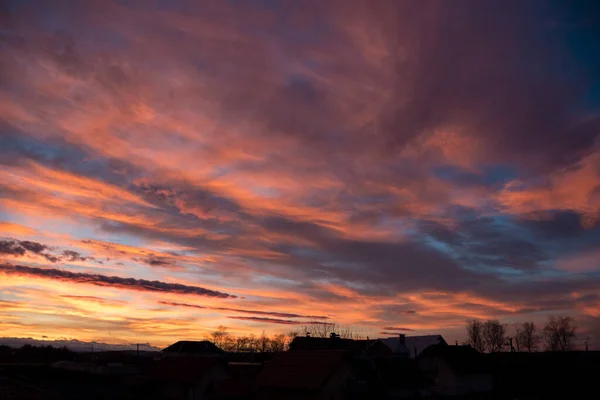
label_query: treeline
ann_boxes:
[0,344,76,362]
[207,323,360,353]
[466,316,584,353]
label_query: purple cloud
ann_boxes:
[159,301,328,319]
[0,264,235,299]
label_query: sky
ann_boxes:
[1,0,600,349]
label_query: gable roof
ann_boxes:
[405,335,447,357]
[289,336,356,352]
[418,344,488,374]
[289,337,389,355]
[150,356,225,383]
[361,340,393,356]
[257,351,349,390]
[378,338,409,355]
[162,340,224,355]
[380,335,446,357]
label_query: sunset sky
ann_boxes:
[1,0,600,349]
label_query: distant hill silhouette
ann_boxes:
[0,337,161,352]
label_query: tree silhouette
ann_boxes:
[207,326,294,352]
[466,319,485,352]
[210,325,229,349]
[516,321,541,352]
[270,334,286,352]
[259,331,270,352]
[483,319,506,353]
[295,323,359,339]
[544,316,576,351]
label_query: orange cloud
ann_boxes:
[0,222,37,236]
[497,152,600,226]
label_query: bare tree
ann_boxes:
[338,325,363,339]
[258,331,270,352]
[483,320,506,353]
[516,321,540,352]
[235,336,250,352]
[466,319,485,352]
[513,323,522,352]
[210,326,229,349]
[296,323,359,339]
[207,324,360,353]
[298,323,335,338]
[247,334,260,352]
[222,336,236,352]
[270,334,286,352]
[544,316,576,351]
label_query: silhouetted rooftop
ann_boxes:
[380,334,446,357]
[161,340,223,355]
[289,336,387,354]
[418,344,488,373]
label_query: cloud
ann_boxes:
[0,264,235,298]
[1,0,600,346]
[61,295,125,305]
[143,257,170,266]
[159,301,328,319]
[381,327,416,332]
[0,239,57,262]
[18,240,48,254]
[61,250,90,262]
[0,238,103,264]
[0,240,26,257]
[0,222,37,235]
[227,316,333,325]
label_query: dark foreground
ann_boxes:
[1,344,598,400]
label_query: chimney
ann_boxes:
[399,334,406,345]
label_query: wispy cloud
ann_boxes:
[0,239,58,262]
[381,327,415,332]
[227,316,334,325]
[61,295,126,305]
[0,264,235,298]
[159,301,328,319]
